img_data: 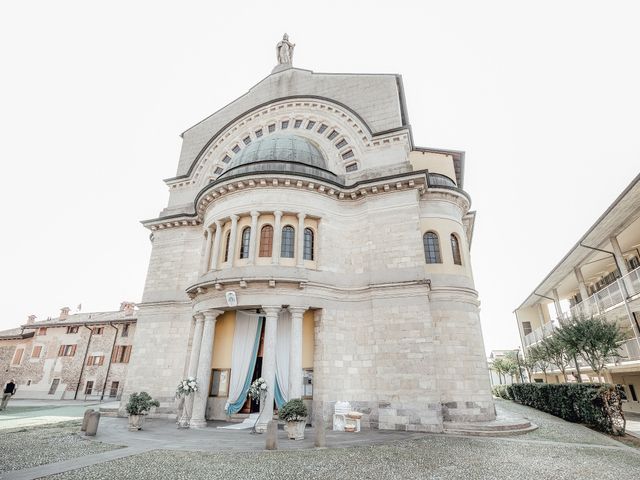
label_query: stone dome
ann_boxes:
[218,134,338,182]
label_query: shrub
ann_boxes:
[491,385,511,400]
[125,392,160,416]
[278,398,308,422]
[505,383,625,435]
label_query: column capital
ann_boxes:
[250,210,260,219]
[297,212,306,219]
[262,305,281,316]
[214,219,223,229]
[201,309,224,321]
[288,306,308,317]
[274,210,283,218]
[193,312,205,322]
[230,214,240,223]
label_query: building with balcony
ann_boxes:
[120,41,495,433]
[515,173,640,412]
[0,303,136,401]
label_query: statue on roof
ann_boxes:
[276,33,295,65]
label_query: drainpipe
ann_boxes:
[101,322,120,401]
[74,326,94,400]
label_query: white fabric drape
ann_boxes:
[225,311,261,412]
[275,309,291,405]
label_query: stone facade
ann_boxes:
[121,58,495,432]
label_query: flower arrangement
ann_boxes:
[175,377,198,398]
[248,377,268,402]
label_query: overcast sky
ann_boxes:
[1,1,638,353]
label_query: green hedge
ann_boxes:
[492,383,625,435]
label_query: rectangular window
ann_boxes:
[341,150,354,160]
[281,120,289,129]
[112,345,132,363]
[306,120,316,130]
[255,128,263,138]
[294,119,303,128]
[121,324,130,337]
[317,124,328,134]
[243,136,251,145]
[12,348,24,365]
[231,144,240,154]
[209,369,230,397]
[31,345,42,358]
[327,130,338,140]
[214,167,223,174]
[335,139,348,149]
[303,368,313,398]
[94,327,104,335]
[48,378,60,395]
[58,345,77,357]
[109,381,120,398]
[534,378,543,383]
[222,155,231,164]
[85,381,94,395]
[268,123,276,133]
[345,163,358,172]
[87,355,105,366]
[522,321,532,336]
[37,327,47,336]
[66,326,79,334]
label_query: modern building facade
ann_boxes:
[121,45,495,433]
[0,303,136,401]
[515,173,640,413]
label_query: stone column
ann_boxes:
[227,215,240,265]
[288,306,306,399]
[272,211,283,265]
[210,220,223,271]
[181,314,204,425]
[201,227,214,274]
[190,309,223,428]
[573,266,590,306]
[552,288,562,320]
[257,305,280,432]
[296,212,306,267]
[611,236,634,295]
[249,211,260,264]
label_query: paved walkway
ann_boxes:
[0,400,112,431]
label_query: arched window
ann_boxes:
[423,232,441,264]
[303,228,314,261]
[281,226,295,258]
[240,227,251,259]
[259,225,273,257]
[451,234,462,265]
[223,231,231,262]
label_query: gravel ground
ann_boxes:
[45,434,640,480]
[0,421,122,473]
[494,399,624,446]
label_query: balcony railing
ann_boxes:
[523,265,640,347]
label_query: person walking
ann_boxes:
[1,379,17,410]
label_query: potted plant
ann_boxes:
[279,398,308,440]
[126,391,160,431]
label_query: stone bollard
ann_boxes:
[314,410,326,449]
[85,411,101,436]
[81,409,95,432]
[265,420,278,450]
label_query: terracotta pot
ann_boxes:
[284,420,306,440]
[128,414,144,431]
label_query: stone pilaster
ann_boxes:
[210,220,223,271]
[288,306,306,399]
[201,227,214,274]
[272,211,283,265]
[249,211,260,264]
[296,212,305,267]
[227,215,240,265]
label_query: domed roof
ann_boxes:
[218,134,337,182]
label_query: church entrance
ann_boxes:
[241,318,265,414]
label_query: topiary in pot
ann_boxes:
[126,392,160,431]
[279,398,308,440]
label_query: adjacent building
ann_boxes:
[515,173,640,413]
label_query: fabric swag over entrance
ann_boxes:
[274,309,291,408]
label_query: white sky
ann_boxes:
[1,1,639,354]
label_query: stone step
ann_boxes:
[444,423,538,437]
[98,407,120,417]
[444,420,532,432]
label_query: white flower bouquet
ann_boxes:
[176,377,199,398]
[248,377,268,402]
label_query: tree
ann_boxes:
[541,336,571,382]
[491,358,506,384]
[556,315,625,380]
[529,344,551,382]
[520,351,537,383]
[503,351,523,383]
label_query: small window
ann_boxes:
[303,228,314,261]
[281,120,289,129]
[259,225,273,257]
[31,345,42,358]
[255,129,263,138]
[240,227,251,259]
[629,384,638,402]
[327,130,338,140]
[281,226,295,258]
[268,123,276,133]
[522,321,532,336]
[303,368,313,398]
[48,378,60,395]
[451,234,462,265]
[58,345,77,357]
[109,381,120,398]
[87,355,104,366]
[294,119,303,128]
[209,368,230,397]
[306,121,316,130]
[222,155,231,164]
[12,348,24,365]
[85,381,94,395]
[214,167,223,174]
[341,150,354,160]
[121,324,130,338]
[317,123,328,134]
[94,327,104,335]
[37,327,47,336]
[345,163,358,172]
[335,139,348,149]
[232,145,240,154]
[423,232,442,264]
[112,345,132,364]
[243,136,251,145]
[66,326,79,334]
[534,378,544,383]
[224,231,231,262]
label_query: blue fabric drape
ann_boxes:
[275,380,286,409]
[225,317,263,415]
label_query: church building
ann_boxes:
[121,36,495,432]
